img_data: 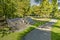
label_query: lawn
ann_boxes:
[0,20,47,40]
[51,20,60,40]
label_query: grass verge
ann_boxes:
[51,20,60,40]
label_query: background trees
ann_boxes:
[40,0,53,18]
[31,0,59,18]
[0,0,59,19]
[30,0,53,18]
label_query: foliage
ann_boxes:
[0,27,10,37]
[32,6,41,16]
[0,0,59,19]
[31,0,53,18]
[51,0,58,18]
[30,0,60,19]
[40,0,53,18]
[0,0,17,19]
[16,0,30,17]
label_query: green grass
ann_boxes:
[0,32,19,40]
[0,20,47,40]
[52,20,60,40]
[33,20,47,27]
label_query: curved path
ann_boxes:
[23,19,57,40]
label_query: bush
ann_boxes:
[0,27,10,37]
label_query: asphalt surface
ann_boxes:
[23,19,57,40]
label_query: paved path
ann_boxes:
[23,19,57,40]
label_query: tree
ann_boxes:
[16,0,30,17]
[32,6,41,16]
[0,0,17,19]
[32,0,53,18]
[39,0,53,18]
[52,0,58,18]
